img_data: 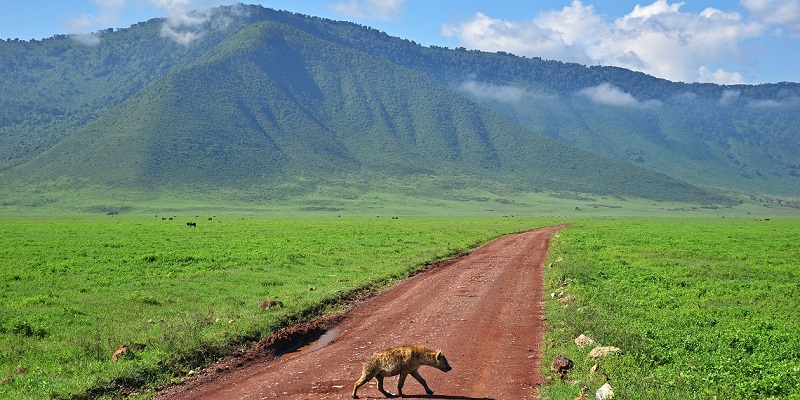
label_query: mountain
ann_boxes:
[285,13,799,196]
[1,4,796,211]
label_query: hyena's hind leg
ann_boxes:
[352,370,375,399]
[376,375,396,398]
[410,370,434,395]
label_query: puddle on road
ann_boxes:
[280,328,339,360]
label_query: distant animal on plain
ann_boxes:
[258,300,283,309]
[186,221,196,227]
[111,345,128,362]
[352,344,452,399]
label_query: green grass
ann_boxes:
[3,177,798,218]
[4,215,800,399]
[541,217,800,399]
[0,215,551,399]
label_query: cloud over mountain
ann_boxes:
[442,0,782,84]
[743,0,800,35]
[457,80,529,103]
[578,83,662,108]
[67,0,241,45]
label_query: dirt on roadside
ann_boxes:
[154,226,563,400]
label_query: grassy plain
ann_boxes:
[0,215,552,399]
[542,217,800,399]
[5,180,799,218]
[3,214,799,399]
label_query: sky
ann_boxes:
[1,0,799,84]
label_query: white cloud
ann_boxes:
[69,31,102,45]
[578,83,662,108]
[150,0,241,46]
[66,0,126,45]
[329,0,405,21]
[698,66,744,85]
[66,0,239,46]
[442,0,772,84]
[719,89,741,105]
[622,0,682,21]
[602,1,762,84]
[441,3,597,65]
[742,0,800,35]
[457,80,529,103]
[747,96,800,107]
[158,7,215,46]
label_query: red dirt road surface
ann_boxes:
[155,226,562,400]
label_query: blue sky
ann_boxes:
[2,0,799,84]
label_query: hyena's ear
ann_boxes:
[435,350,443,359]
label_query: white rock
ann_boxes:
[589,346,621,358]
[574,334,595,347]
[595,382,614,400]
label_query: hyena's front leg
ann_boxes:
[376,375,395,398]
[397,372,408,397]
[410,370,434,395]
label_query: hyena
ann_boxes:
[352,344,452,398]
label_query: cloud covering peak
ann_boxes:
[67,0,241,46]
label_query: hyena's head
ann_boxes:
[435,350,452,372]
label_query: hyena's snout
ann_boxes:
[436,351,452,372]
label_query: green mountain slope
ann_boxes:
[305,7,798,196]
[3,4,795,211]
[6,20,725,205]
[265,7,798,196]
[0,17,245,171]
[458,79,800,196]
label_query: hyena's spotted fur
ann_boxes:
[352,344,452,398]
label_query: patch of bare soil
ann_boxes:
[154,226,562,399]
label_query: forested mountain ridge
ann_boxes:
[294,10,799,195]
[1,4,797,211]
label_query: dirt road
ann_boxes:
[155,226,561,400]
